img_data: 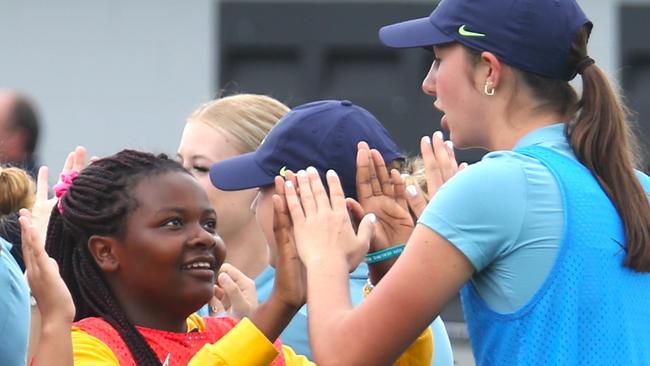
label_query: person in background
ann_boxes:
[0,166,33,365]
[0,91,41,178]
[210,99,448,363]
[177,94,289,306]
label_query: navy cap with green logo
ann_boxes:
[379,0,591,81]
[209,100,403,200]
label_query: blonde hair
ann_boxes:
[0,166,35,217]
[187,94,290,153]
[401,156,428,194]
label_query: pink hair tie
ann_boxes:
[53,171,79,214]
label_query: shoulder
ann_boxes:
[71,326,120,365]
[419,150,557,271]
[424,150,533,219]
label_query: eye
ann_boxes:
[202,219,217,233]
[191,165,209,174]
[163,218,183,228]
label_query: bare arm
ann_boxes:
[306,226,473,365]
[19,209,74,366]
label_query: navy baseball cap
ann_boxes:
[379,0,591,81]
[209,100,403,199]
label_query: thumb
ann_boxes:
[356,213,375,251]
[218,272,249,317]
[345,198,365,225]
[405,184,428,219]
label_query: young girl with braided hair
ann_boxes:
[22,148,432,365]
[23,149,310,365]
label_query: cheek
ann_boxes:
[213,235,227,267]
[255,199,274,243]
[254,196,276,254]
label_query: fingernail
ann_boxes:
[367,213,377,223]
[400,173,410,180]
[326,170,337,177]
[297,170,307,177]
[423,136,431,144]
[406,185,417,197]
[445,140,453,149]
[306,166,318,174]
[285,180,294,189]
[434,131,443,140]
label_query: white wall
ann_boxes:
[0,0,216,176]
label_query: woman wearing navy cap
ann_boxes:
[279,0,650,365]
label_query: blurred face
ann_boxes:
[177,122,260,243]
[114,171,226,314]
[0,93,21,163]
[422,44,486,148]
[252,185,277,265]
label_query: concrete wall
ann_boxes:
[0,0,647,176]
[0,0,216,175]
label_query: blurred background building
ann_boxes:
[1,1,648,364]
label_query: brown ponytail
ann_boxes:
[567,25,650,272]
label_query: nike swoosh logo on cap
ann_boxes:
[458,25,486,37]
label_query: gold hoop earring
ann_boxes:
[484,81,495,96]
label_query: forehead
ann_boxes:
[178,122,243,161]
[130,171,212,212]
[0,93,16,127]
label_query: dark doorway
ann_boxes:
[621,6,650,170]
[219,1,485,164]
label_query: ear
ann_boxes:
[480,51,503,89]
[87,235,120,272]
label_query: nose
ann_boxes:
[421,60,438,97]
[188,224,217,249]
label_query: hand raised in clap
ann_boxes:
[405,131,467,218]
[283,167,374,272]
[31,146,93,240]
[349,141,414,253]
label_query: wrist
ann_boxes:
[41,318,72,337]
[267,290,301,315]
[365,244,405,284]
[304,253,349,272]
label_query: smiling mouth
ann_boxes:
[181,262,213,270]
[180,261,216,281]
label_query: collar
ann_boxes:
[0,237,13,253]
[514,123,567,150]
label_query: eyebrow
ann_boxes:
[176,153,213,163]
[155,207,216,216]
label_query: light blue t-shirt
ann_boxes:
[420,124,574,313]
[420,123,650,313]
[0,237,30,365]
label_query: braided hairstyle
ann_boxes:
[46,149,189,365]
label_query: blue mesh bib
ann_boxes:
[461,146,650,365]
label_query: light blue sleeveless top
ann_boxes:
[462,145,650,365]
